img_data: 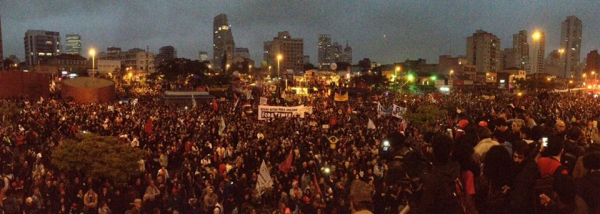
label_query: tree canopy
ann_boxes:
[404,104,448,132]
[51,133,144,183]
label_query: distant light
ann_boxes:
[440,86,450,92]
[383,140,390,147]
[500,79,505,83]
[61,71,68,75]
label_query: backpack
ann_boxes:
[433,165,465,214]
[561,152,577,176]
[385,146,430,193]
[533,165,566,213]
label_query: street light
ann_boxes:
[226,64,230,72]
[89,48,96,79]
[277,54,283,78]
[268,65,272,75]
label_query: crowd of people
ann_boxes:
[0,83,599,214]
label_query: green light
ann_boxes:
[407,74,415,81]
[431,75,437,81]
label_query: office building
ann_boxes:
[530,31,545,74]
[466,30,501,73]
[513,30,530,73]
[501,48,516,70]
[560,16,583,78]
[318,34,332,69]
[97,47,155,73]
[65,34,82,55]
[303,55,310,65]
[43,54,87,73]
[155,46,177,67]
[342,41,353,64]
[585,50,600,75]
[264,31,304,73]
[213,14,235,70]
[24,30,61,66]
[234,47,250,59]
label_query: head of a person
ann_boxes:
[567,126,582,142]
[431,133,453,165]
[520,127,532,140]
[349,180,373,212]
[483,145,513,187]
[583,152,600,170]
[495,119,509,132]
[542,135,564,158]
[512,119,525,133]
[512,141,530,164]
[553,174,577,204]
[477,126,492,140]
[555,120,566,133]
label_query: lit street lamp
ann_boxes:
[89,48,96,79]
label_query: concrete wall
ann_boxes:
[61,80,116,103]
[0,71,52,98]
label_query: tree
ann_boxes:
[51,134,144,183]
[334,62,351,71]
[3,58,15,70]
[358,58,372,71]
[304,63,316,71]
[404,104,448,133]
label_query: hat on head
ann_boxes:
[132,198,142,205]
[458,120,469,129]
[478,121,488,127]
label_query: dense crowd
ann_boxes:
[0,85,599,214]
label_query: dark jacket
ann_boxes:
[509,159,541,214]
[576,171,600,214]
[417,161,462,214]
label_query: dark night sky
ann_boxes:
[1,1,600,65]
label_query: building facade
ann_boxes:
[513,30,530,73]
[561,16,583,78]
[585,50,600,75]
[24,30,61,66]
[342,41,352,65]
[264,31,304,73]
[97,47,155,73]
[65,34,82,55]
[545,50,563,77]
[501,48,517,70]
[155,46,177,67]
[234,47,250,59]
[42,54,87,73]
[438,55,477,76]
[466,30,501,73]
[530,31,545,74]
[213,14,235,70]
[318,34,332,69]
[97,60,122,74]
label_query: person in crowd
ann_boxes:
[575,152,600,214]
[508,140,540,214]
[481,145,513,214]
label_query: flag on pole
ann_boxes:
[191,94,197,108]
[212,98,219,112]
[279,146,294,173]
[367,118,376,130]
[256,160,274,196]
[218,116,226,135]
[312,168,323,196]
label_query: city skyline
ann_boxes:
[1,1,600,65]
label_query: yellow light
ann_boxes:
[450,70,454,74]
[569,80,574,84]
[277,54,283,61]
[532,31,541,40]
[547,77,551,81]
[89,48,96,56]
[128,72,133,78]
[395,66,401,72]
[517,92,523,96]
[559,49,565,54]
[588,85,592,89]
[583,74,587,78]
[593,71,596,75]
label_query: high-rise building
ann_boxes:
[155,46,177,67]
[501,48,516,70]
[24,30,61,66]
[0,16,4,70]
[65,34,82,55]
[264,31,304,73]
[199,51,208,62]
[342,41,353,64]
[331,42,343,63]
[466,30,501,73]
[585,50,600,75]
[303,55,310,65]
[560,16,583,78]
[530,31,545,74]
[213,14,235,70]
[263,41,272,64]
[318,34,332,69]
[513,30,530,73]
[545,50,563,77]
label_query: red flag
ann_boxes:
[279,147,294,173]
[144,118,153,134]
[212,98,219,112]
[312,168,322,196]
